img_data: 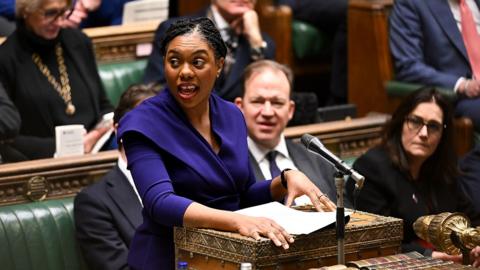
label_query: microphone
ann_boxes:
[301,134,364,190]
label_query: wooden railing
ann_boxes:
[0,150,118,206]
[0,115,389,206]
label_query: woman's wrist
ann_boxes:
[280,168,291,189]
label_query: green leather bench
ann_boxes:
[385,81,455,101]
[98,59,148,106]
[0,197,88,270]
[292,20,331,60]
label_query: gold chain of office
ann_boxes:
[32,43,76,115]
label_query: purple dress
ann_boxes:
[118,90,273,269]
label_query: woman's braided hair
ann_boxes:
[160,17,227,60]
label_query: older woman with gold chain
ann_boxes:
[0,0,113,161]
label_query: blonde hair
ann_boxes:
[16,0,72,18]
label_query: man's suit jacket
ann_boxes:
[459,145,480,214]
[389,0,480,89]
[74,165,143,270]
[249,139,337,202]
[142,7,276,102]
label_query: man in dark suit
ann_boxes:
[143,0,276,102]
[235,60,336,203]
[459,144,480,214]
[74,83,160,270]
[390,0,480,131]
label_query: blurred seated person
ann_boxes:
[235,60,336,202]
[65,0,134,28]
[459,144,480,215]
[390,0,480,131]
[75,83,160,270]
[60,0,101,28]
[346,87,480,264]
[277,0,348,105]
[143,0,276,102]
[0,81,20,164]
[0,0,114,161]
[0,0,15,36]
[118,17,335,269]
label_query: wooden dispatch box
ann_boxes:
[174,211,403,270]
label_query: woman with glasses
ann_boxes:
[0,0,113,161]
[346,87,480,266]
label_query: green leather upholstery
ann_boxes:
[385,80,455,101]
[0,197,88,270]
[291,20,330,60]
[98,59,148,106]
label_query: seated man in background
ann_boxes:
[390,0,480,131]
[143,0,276,102]
[74,83,160,270]
[235,60,337,202]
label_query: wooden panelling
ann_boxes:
[285,114,389,160]
[348,0,394,117]
[83,20,159,63]
[0,116,390,206]
[0,150,118,206]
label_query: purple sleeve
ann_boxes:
[123,132,193,227]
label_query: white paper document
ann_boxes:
[236,202,351,235]
[54,124,85,158]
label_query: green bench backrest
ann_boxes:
[0,197,89,270]
[98,59,148,106]
[291,20,331,60]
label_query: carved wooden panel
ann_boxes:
[285,115,389,160]
[83,21,159,63]
[0,150,118,206]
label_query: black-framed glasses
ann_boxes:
[38,7,73,23]
[405,115,446,135]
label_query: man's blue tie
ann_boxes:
[266,151,281,179]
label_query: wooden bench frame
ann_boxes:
[0,116,388,207]
[0,150,118,206]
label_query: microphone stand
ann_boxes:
[334,170,346,265]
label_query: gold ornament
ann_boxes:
[32,43,75,116]
[65,102,76,115]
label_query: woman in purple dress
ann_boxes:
[118,17,335,269]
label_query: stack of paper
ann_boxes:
[236,202,351,235]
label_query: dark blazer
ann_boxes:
[390,0,480,89]
[142,7,276,102]
[249,139,337,202]
[0,25,113,160]
[0,81,19,141]
[459,145,480,214]
[346,147,480,256]
[74,165,143,270]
